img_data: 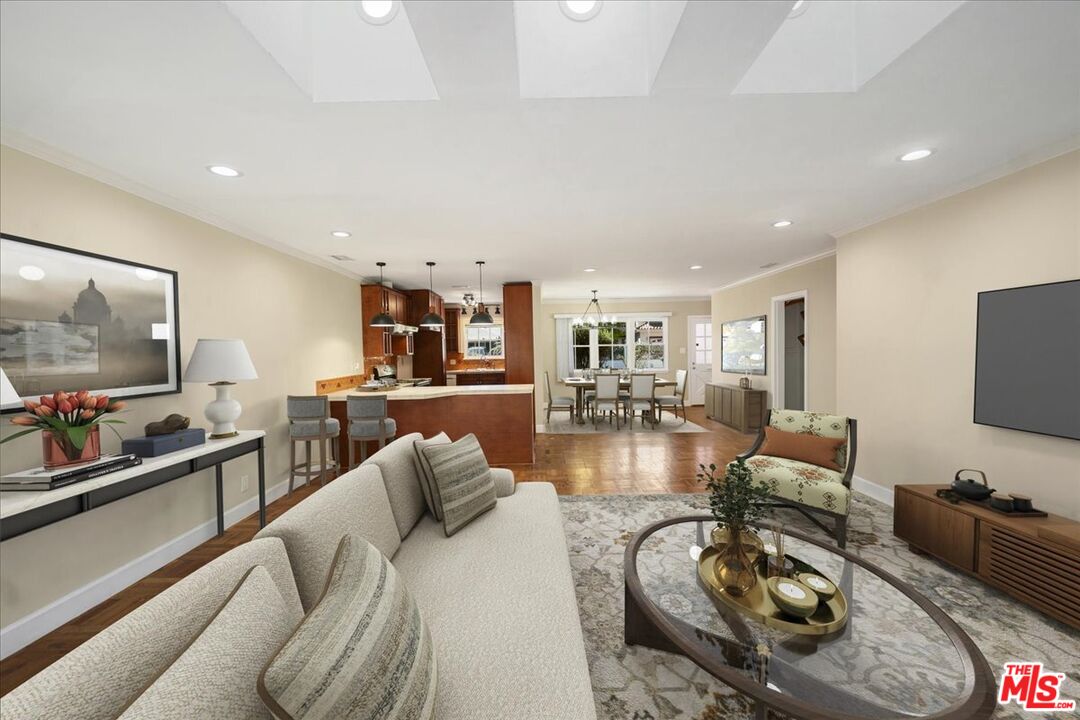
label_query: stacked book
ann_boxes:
[0,454,143,492]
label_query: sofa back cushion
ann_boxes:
[118,566,296,719]
[259,535,437,720]
[768,409,850,470]
[362,432,427,539]
[255,464,400,611]
[0,538,301,720]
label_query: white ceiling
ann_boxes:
[1,0,1078,301]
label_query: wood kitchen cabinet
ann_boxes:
[409,289,446,385]
[362,284,410,359]
[706,383,765,433]
[445,309,460,354]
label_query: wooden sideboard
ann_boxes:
[894,484,1080,629]
[705,383,766,433]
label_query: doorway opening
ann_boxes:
[770,291,807,411]
[686,315,712,405]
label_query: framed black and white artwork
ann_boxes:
[0,234,181,411]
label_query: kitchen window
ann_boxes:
[559,315,670,373]
[465,325,504,358]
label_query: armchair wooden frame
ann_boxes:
[737,409,858,548]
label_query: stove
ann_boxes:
[371,364,432,387]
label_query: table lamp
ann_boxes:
[183,339,258,438]
[0,367,21,411]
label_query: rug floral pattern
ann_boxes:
[559,493,1080,720]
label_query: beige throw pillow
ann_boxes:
[258,535,437,720]
[421,433,497,537]
[412,432,451,520]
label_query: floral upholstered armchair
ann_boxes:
[734,409,858,548]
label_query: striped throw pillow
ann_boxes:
[258,535,437,720]
[422,433,497,536]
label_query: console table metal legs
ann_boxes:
[212,442,266,537]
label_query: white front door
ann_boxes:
[687,315,713,405]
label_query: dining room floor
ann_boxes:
[0,405,749,694]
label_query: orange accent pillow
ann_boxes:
[759,426,844,472]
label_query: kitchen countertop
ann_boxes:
[445,368,506,374]
[326,384,531,401]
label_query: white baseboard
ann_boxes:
[0,477,292,660]
[852,474,894,507]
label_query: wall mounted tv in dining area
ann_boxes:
[974,279,1079,440]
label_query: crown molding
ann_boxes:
[0,129,363,282]
[708,249,837,294]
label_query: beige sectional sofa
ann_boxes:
[3,432,597,720]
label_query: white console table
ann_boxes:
[0,430,266,542]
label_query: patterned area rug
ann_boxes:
[559,493,1080,720]
[541,415,707,434]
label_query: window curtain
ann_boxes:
[555,317,572,381]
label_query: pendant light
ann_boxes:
[369,261,396,327]
[574,290,605,327]
[470,261,494,325]
[419,261,445,328]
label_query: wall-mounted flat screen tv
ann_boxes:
[974,279,1079,440]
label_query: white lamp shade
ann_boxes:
[0,367,21,407]
[183,339,258,383]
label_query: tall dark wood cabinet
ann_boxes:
[409,289,446,386]
[502,282,535,386]
[706,383,766,433]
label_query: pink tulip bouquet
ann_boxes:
[2,390,126,468]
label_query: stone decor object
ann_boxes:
[144,414,190,436]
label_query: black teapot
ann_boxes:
[951,469,994,501]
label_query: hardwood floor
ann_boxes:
[0,405,752,695]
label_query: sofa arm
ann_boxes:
[491,467,516,498]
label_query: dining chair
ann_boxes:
[346,394,396,469]
[628,373,657,429]
[545,371,576,423]
[582,368,599,419]
[286,395,340,495]
[592,373,623,429]
[656,369,688,423]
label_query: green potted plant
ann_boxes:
[2,390,126,468]
[698,459,771,596]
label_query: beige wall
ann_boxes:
[536,298,711,422]
[0,147,363,628]
[710,255,837,412]
[837,151,1080,519]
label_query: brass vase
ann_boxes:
[711,524,764,597]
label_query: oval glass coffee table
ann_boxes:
[624,516,997,720]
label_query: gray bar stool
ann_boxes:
[287,395,340,495]
[347,394,397,469]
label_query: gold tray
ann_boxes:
[696,545,848,636]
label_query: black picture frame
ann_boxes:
[720,314,767,375]
[0,233,181,412]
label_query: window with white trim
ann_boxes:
[561,315,669,373]
[465,325,504,358]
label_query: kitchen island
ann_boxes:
[323,383,535,465]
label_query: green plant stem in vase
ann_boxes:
[698,459,771,596]
[1,390,126,468]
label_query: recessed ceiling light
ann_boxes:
[689,265,703,270]
[207,165,242,177]
[899,148,934,162]
[772,220,793,228]
[331,230,352,238]
[583,267,597,273]
[357,0,398,25]
[560,0,602,22]
[18,265,45,281]
[788,0,809,18]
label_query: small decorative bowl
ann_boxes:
[766,577,819,618]
[1009,493,1034,512]
[990,493,1014,512]
[796,572,837,601]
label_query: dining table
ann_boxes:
[561,376,677,425]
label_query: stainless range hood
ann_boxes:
[390,323,418,335]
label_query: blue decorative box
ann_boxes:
[122,428,207,458]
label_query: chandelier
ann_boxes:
[573,290,606,326]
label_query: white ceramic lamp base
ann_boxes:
[205,382,242,438]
